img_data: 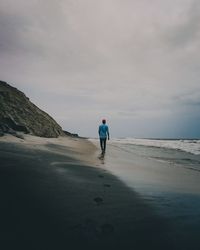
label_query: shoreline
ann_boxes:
[91,138,200,194]
[0,134,200,249]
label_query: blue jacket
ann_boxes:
[99,124,109,139]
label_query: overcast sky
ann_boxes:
[1,0,200,138]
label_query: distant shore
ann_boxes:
[0,134,200,249]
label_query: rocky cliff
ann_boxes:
[0,81,65,138]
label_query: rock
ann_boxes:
[63,130,79,137]
[0,80,65,138]
[15,133,25,139]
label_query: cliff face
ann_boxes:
[0,81,64,138]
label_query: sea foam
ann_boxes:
[111,138,200,155]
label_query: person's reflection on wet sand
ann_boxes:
[98,151,105,164]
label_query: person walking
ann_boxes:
[98,119,110,153]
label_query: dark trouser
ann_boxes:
[100,138,107,152]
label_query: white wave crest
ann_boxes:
[111,138,200,155]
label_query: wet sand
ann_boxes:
[0,135,199,249]
[93,139,200,250]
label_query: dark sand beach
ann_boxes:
[0,135,200,249]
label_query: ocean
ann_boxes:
[110,138,200,172]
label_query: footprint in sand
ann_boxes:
[94,197,103,205]
[104,184,111,188]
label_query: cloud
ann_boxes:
[175,90,200,106]
[161,0,200,49]
[0,0,200,137]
